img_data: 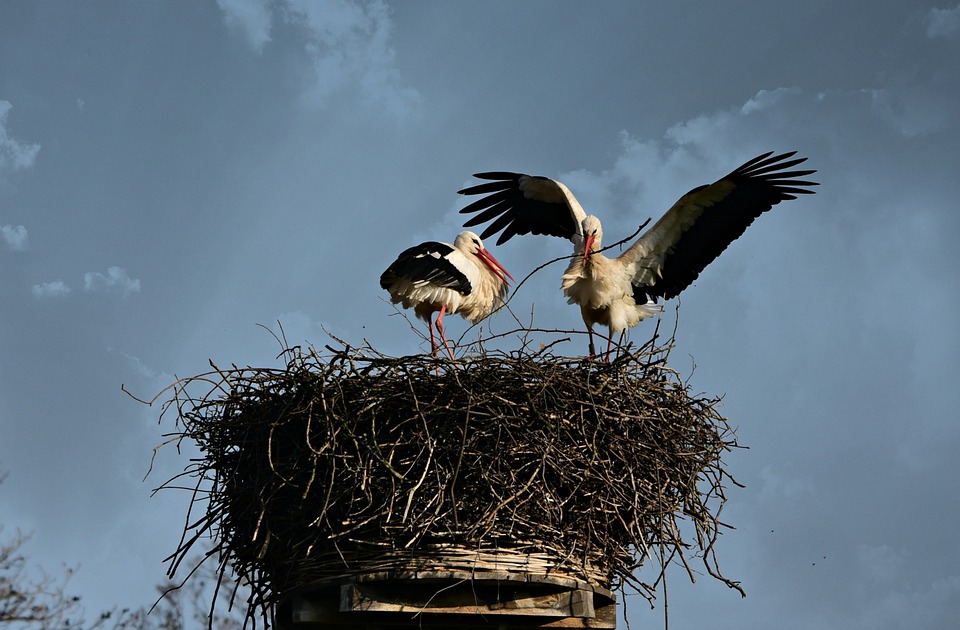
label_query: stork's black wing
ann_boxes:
[380,241,472,295]
[458,172,585,246]
[628,151,819,301]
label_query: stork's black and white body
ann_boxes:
[380,231,513,360]
[458,151,818,358]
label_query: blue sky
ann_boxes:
[2,2,959,627]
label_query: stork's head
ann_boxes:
[455,231,514,284]
[580,215,603,264]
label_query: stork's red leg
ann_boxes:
[428,318,439,357]
[435,305,457,361]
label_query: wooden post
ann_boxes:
[275,569,617,629]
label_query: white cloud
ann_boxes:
[662,86,814,161]
[32,280,71,298]
[107,347,173,385]
[740,87,802,115]
[868,86,952,137]
[1,224,28,251]
[926,4,960,38]
[283,0,421,117]
[216,0,420,117]
[83,266,141,296]
[217,0,273,52]
[0,101,41,174]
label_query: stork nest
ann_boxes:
[147,332,742,625]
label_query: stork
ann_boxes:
[380,231,513,360]
[458,151,819,358]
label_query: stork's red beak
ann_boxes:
[477,248,514,284]
[583,234,595,265]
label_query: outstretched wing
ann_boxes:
[458,172,587,246]
[625,151,819,302]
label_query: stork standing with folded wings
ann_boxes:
[458,151,818,359]
[380,231,513,361]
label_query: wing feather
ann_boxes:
[380,241,472,295]
[458,172,585,245]
[624,151,819,301]
[462,198,515,229]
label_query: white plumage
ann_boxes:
[380,231,513,360]
[458,151,818,358]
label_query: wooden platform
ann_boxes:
[274,570,617,629]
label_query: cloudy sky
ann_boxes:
[2,1,959,627]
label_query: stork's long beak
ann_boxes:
[477,248,514,284]
[583,234,595,265]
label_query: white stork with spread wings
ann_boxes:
[380,231,513,360]
[458,151,819,358]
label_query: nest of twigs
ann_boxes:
[148,332,741,625]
